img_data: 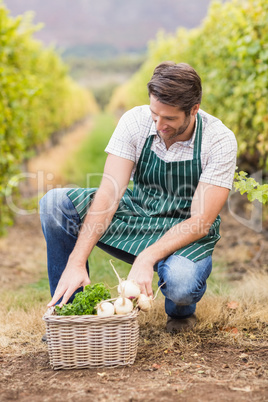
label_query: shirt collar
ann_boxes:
[149,115,197,149]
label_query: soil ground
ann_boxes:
[0,121,267,401]
[1,338,267,401]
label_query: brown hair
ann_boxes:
[147,61,202,115]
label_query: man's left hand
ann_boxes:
[127,253,155,297]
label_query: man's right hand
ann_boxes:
[47,258,90,307]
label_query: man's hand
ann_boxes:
[127,254,155,297]
[47,258,90,307]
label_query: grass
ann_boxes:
[1,271,267,356]
[0,278,50,353]
[139,271,268,347]
[206,261,232,296]
[63,112,117,188]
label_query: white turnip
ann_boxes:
[118,280,140,299]
[110,259,141,299]
[137,282,166,312]
[97,301,115,317]
[137,294,153,312]
[114,297,133,315]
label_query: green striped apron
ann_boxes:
[67,113,221,262]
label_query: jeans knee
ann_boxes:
[158,255,212,306]
[39,189,61,227]
[40,188,79,232]
[40,188,60,214]
[170,281,207,306]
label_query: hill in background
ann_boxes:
[4,0,219,108]
[5,0,214,57]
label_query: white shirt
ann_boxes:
[105,105,237,190]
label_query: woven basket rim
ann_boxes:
[43,306,139,324]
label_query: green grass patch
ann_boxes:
[63,112,117,187]
[206,261,231,296]
[2,277,50,313]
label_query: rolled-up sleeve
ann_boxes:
[105,108,141,162]
[200,124,237,190]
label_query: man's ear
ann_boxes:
[192,104,200,116]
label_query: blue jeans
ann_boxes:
[40,188,212,318]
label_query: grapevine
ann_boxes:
[0,2,98,234]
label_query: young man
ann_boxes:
[40,62,237,332]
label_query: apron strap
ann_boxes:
[193,113,202,160]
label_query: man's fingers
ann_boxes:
[48,276,91,308]
[147,290,153,298]
[58,279,86,307]
[145,284,153,298]
[139,282,153,297]
[140,286,147,296]
[47,287,66,307]
[47,281,76,307]
[59,288,75,307]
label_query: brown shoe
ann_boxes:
[166,314,197,333]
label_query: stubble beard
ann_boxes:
[158,114,192,142]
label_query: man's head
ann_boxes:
[147,61,202,116]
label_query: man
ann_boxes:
[40,62,237,333]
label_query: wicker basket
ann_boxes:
[43,307,139,370]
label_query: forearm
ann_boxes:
[69,187,120,264]
[139,215,211,265]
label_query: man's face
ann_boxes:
[149,95,198,145]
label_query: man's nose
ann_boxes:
[155,117,167,131]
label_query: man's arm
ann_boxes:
[127,182,230,296]
[48,154,134,307]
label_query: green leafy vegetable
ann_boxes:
[55,283,111,316]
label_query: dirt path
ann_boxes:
[0,120,267,402]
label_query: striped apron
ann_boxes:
[67,113,221,262]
